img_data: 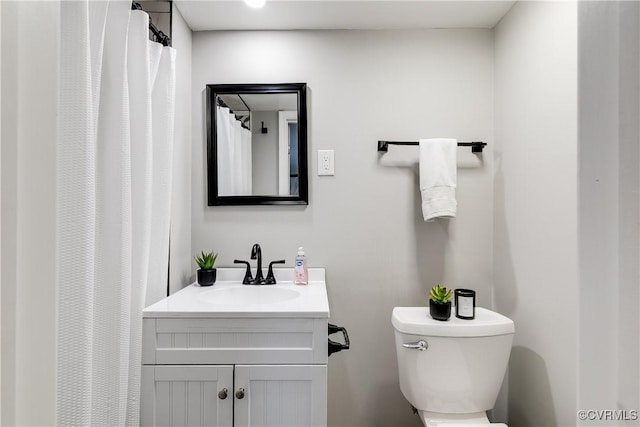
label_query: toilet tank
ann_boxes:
[392,307,514,414]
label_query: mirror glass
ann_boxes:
[206,83,308,205]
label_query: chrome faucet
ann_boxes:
[250,243,265,285]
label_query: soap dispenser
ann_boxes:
[294,247,309,285]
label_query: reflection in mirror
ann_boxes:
[206,84,308,206]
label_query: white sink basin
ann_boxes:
[199,286,301,306]
[143,268,329,318]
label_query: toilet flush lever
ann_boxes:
[403,340,428,351]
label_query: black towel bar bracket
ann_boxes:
[378,140,487,153]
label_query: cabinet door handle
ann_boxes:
[218,388,228,400]
[235,387,245,399]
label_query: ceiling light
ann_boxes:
[244,0,266,8]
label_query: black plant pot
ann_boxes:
[197,268,217,286]
[429,300,451,321]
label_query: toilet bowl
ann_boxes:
[392,307,514,427]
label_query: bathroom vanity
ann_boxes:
[140,268,329,427]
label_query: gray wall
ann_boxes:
[1,1,58,424]
[191,29,494,427]
[251,111,279,195]
[169,4,193,295]
[578,1,640,422]
[494,2,579,426]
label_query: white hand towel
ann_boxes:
[419,138,457,221]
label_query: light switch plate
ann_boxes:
[318,150,335,176]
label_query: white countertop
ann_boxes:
[143,268,329,319]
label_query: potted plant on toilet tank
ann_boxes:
[429,284,452,321]
[194,251,218,286]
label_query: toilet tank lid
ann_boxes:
[392,307,514,337]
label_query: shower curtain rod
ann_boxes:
[131,1,172,47]
[237,94,251,112]
[216,96,251,113]
[216,98,251,131]
[378,140,487,153]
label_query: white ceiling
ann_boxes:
[175,0,517,31]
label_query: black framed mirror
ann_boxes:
[206,83,308,206]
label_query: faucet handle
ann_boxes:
[265,260,286,285]
[233,260,253,285]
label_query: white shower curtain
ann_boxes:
[216,105,252,196]
[57,1,175,425]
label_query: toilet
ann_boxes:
[392,306,514,427]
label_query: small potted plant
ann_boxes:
[194,251,218,286]
[429,284,452,321]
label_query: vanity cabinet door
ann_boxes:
[141,365,233,427]
[233,365,327,427]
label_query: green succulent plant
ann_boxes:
[194,251,218,270]
[429,284,452,304]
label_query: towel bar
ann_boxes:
[377,140,487,153]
